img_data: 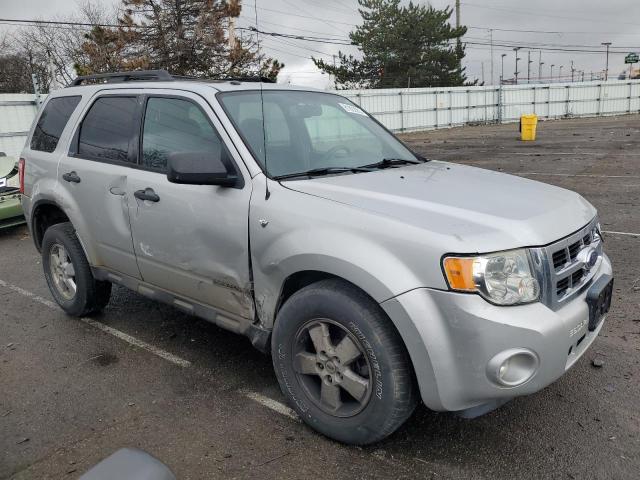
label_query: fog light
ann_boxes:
[487,349,539,387]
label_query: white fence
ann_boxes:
[0,94,41,158]
[1,80,640,157]
[341,79,640,132]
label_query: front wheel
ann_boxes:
[42,222,111,316]
[272,279,418,445]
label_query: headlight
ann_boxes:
[442,249,540,305]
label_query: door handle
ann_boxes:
[109,186,126,196]
[62,171,81,183]
[134,188,160,203]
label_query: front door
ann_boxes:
[125,92,254,318]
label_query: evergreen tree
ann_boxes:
[77,0,283,80]
[314,0,469,89]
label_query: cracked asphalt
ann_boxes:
[1,115,639,479]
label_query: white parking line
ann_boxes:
[516,172,640,179]
[242,391,300,421]
[0,279,191,368]
[603,230,640,237]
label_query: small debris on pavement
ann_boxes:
[604,384,616,393]
[592,358,605,368]
[16,438,29,445]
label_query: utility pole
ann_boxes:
[455,0,461,50]
[551,64,555,82]
[527,50,532,83]
[559,65,563,82]
[489,29,494,85]
[500,53,506,84]
[602,42,612,81]
[514,47,521,84]
[228,0,240,50]
[481,62,485,85]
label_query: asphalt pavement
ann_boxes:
[1,115,639,479]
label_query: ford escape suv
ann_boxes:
[20,70,613,445]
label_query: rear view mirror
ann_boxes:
[166,151,240,187]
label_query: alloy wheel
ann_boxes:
[49,243,77,300]
[293,319,372,417]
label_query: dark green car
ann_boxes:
[0,153,25,229]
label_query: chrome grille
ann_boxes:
[531,218,602,311]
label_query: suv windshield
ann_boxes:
[218,90,417,178]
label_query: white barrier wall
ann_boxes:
[340,79,640,132]
[0,94,41,158]
[1,80,639,156]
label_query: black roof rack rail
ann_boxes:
[70,69,276,86]
[70,70,174,86]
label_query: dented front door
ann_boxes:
[125,92,254,319]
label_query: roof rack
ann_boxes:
[71,70,174,86]
[70,69,275,86]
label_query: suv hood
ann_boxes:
[283,161,596,252]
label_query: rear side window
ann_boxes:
[78,96,137,163]
[30,96,81,152]
[141,97,226,172]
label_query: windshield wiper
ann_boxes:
[360,158,424,169]
[273,166,373,181]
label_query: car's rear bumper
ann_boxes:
[381,254,613,413]
[0,193,25,229]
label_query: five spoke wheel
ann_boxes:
[49,243,77,300]
[293,319,372,417]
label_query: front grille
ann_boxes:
[533,218,602,310]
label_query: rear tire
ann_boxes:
[42,222,111,316]
[272,279,418,445]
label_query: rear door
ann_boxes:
[60,92,142,278]
[124,91,254,318]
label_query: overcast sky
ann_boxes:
[2,0,640,88]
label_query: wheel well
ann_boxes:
[276,270,338,316]
[32,203,70,251]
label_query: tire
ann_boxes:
[272,278,418,445]
[42,222,111,316]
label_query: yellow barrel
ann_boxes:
[520,114,538,141]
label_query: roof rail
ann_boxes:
[70,70,276,86]
[70,70,174,86]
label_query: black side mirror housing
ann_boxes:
[166,151,240,187]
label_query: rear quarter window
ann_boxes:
[30,96,82,153]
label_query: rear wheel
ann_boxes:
[42,222,111,316]
[272,279,418,445]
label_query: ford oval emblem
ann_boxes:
[577,246,599,271]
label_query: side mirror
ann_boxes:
[166,151,240,187]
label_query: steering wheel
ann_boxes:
[321,145,352,162]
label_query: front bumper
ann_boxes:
[0,192,25,229]
[381,253,612,413]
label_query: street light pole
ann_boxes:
[571,60,575,82]
[602,42,612,81]
[551,64,555,82]
[514,47,521,84]
[500,53,506,84]
[538,51,543,82]
[559,65,563,82]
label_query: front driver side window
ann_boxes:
[142,97,225,172]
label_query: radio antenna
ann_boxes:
[253,0,270,200]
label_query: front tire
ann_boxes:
[272,279,418,445]
[42,222,111,316]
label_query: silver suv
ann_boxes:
[20,70,613,445]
